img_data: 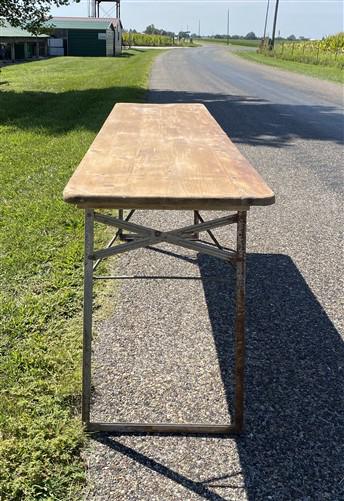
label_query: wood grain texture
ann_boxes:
[63,103,275,209]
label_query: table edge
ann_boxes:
[63,193,275,210]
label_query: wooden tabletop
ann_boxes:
[63,103,275,210]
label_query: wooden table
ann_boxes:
[64,103,275,434]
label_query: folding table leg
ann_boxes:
[118,208,124,240]
[192,210,200,240]
[118,208,138,241]
[82,209,94,428]
[233,210,247,432]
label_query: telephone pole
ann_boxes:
[263,0,270,41]
[198,19,201,38]
[227,8,230,45]
[271,0,280,48]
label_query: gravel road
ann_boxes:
[85,46,344,500]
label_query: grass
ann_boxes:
[235,50,344,83]
[0,50,159,500]
[201,37,260,47]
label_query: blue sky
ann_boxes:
[50,1,344,39]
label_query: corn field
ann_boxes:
[122,32,174,47]
[261,33,344,69]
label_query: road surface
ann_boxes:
[86,46,344,500]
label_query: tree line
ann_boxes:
[209,32,311,41]
[130,24,192,42]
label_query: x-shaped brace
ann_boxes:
[92,212,239,262]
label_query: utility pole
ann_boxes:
[263,0,270,41]
[227,8,230,45]
[271,0,280,49]
[198,19,201,38]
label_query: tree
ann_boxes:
[0,1,79,34]
[245,31,257,40]
[287,34,297,41]
[145,24,158,35]
[178,31,190,41]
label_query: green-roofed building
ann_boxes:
[0,20,49,61]
[47,17,122,57]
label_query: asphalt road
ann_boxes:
[149,45,343,326]
[86,46,344,500]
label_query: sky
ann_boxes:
[50,0,344,39]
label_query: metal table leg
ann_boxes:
[118,208,124,240]
[193,210,200,240]
[82,209,94,427]
[233,210,247,432]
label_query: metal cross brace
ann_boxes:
[92,212,238,263]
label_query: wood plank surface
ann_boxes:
[63,103,275,209]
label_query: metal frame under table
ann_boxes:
[82,207,247,435]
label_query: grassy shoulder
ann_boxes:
[235,50,344,84]
[0,51,159,500]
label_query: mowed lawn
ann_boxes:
[0,51,158,499]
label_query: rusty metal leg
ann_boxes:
[192,210,200,240]
[82,209,94,429]
[233,210,247,433]
[118,208,124,240]
[118,209,138,241]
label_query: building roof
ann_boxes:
[48,17,121,31]
[0,20,49,38]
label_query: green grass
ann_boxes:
[0,51,159,500]
[235,50,344,83]
[201,37,260,47]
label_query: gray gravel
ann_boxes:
[85,46,344,500]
